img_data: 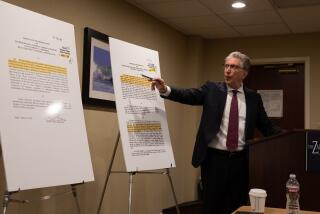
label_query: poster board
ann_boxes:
[0,1,94,191]
[109,37,175,172]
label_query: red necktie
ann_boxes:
[226,90,239,151]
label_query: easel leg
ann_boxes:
[71,185,81,214]
[97,132,121,214]
[166,169,180,214]
[2,191,10,214]
[128,172,135,214]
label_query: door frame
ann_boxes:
[251,57,310,129]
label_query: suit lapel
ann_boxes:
[244,87,254,140]
[218,83,228,115]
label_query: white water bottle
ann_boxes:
[286,174,300,214]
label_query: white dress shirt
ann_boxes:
[208,85,246,151]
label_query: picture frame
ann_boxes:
[82,27,115,108]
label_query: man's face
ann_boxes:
[224,57,248,89]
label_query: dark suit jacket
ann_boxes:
[164,81,282,167]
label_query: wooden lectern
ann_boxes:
[248,130,320,212]
[162,130,320,213]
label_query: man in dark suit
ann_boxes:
[151,51,282,214]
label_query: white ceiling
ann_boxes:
[125,0,320,39]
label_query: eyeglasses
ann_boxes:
[223,64,242,70]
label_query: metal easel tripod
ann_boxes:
[96,132,180,214]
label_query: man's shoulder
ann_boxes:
[243,87,262,101]
[244,86,258,94]
[204,81,225,88]
[201,81,227,94]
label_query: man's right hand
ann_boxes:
[151,77,167,94]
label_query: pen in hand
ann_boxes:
[141,74,153,81]
[140,74,166,93]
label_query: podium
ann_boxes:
[247,130,320,211]
[162,130,320,213]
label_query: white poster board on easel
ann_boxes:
[109,37,175,172]
[0,1,94,191]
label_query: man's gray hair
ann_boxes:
[225,51,251,71]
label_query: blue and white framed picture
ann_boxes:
[82,27,115,108]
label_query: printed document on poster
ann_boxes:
[109,37,175,172]
[0,1,94,191]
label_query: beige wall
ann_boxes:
[1,0,320,214]
[0,0,201,213]
[203,33,320,129]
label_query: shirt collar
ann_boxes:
[227,84,244,94]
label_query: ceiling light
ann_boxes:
[232,1,246,8]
